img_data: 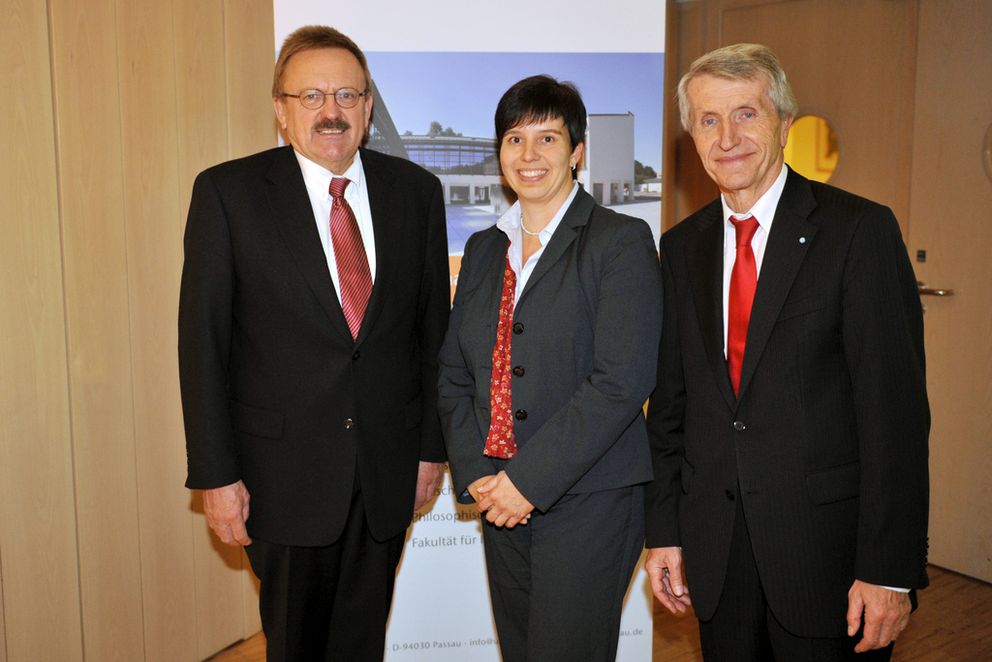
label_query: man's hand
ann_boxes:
[646,546,691,614]
[847,580,911,652]
[202,480,251,546]
[414,461,445,510]
[474,471,534,529]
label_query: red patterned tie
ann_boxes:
[484,247,517,459]
[727,215,759,397]
[329,177,372,340]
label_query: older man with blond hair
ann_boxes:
[645,43,929,661]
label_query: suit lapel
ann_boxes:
[736,170,818,400]
[684,199,737,410]
[265,147,352,341]
[357,148,400,346]
[516,188,594,309]
[483,231,511,340]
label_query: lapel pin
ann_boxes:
[799,236,807,244]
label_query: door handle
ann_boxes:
[917,281,954,297]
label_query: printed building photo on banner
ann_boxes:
[361,50,665,662]
[362,51,664,296]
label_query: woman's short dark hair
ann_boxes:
[495,75,587,153]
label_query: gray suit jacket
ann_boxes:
[438,188,662,511]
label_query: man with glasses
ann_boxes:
[179,25,449,661]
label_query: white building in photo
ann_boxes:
[578,113,635,206]
[638,176,661,193]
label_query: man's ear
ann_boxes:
[779,114,795,148]
[273,97,288,132]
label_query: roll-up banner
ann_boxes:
[273,3,666,659]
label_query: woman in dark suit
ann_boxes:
[438,75,662,662]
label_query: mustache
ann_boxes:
[313,118,350,132]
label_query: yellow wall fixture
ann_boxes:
[784,114,839,183]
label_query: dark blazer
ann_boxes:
[179,146,449,546]
[645,168,930,637]
[439,188,662,511]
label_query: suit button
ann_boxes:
[344,418,354,429]
[725,489,735,501]
[733,420,746,432]
[352,350,360,360]
[512,322,524,335]
[512,365,525,377]
[514,409,528,421]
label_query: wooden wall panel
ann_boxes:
[173,2,255,657]
[224,0,278,159]
[660,0,680,231]
[667,0,720,224]
[0,1,83,660]
[175,0,230,213]
[48,0,146,658]
[224,1,275,636]
[0,560,6,662]
[116,1,200,660]
[192,524,253,660]
[4,0,307,657]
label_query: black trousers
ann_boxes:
[481,485,645,662]
[698,503,895,662]
[244,488,405,662]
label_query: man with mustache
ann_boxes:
[178,25,449,661]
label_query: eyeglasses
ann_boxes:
[279,87,369,110]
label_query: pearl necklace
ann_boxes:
[520,215,543,237]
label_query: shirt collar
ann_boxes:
[294,149,365,197]
[497,182,580,244]
[720,163,788,231]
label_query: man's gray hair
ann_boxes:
[677,43,798,132]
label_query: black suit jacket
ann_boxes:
[179,146,449,546]
[645,168,929,637]
[439,189,662,510]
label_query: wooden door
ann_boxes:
[907,0,992,582]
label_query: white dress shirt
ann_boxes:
[720,164,788,358]
[295,150,377,304]
[496,183,580,304]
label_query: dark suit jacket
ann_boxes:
[645,168,929,637]
[179,146,449,546]
[439,188,662,511]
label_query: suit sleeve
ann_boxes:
[644,237,687,548]
[504,219,663,512]
[178,170,240,489]
[416,177,451,462]
[437,233,493,503]
[843,206,930,589]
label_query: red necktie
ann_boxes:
[484,248,517,459]
[727,216,759,397]
[329,177,372,340]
